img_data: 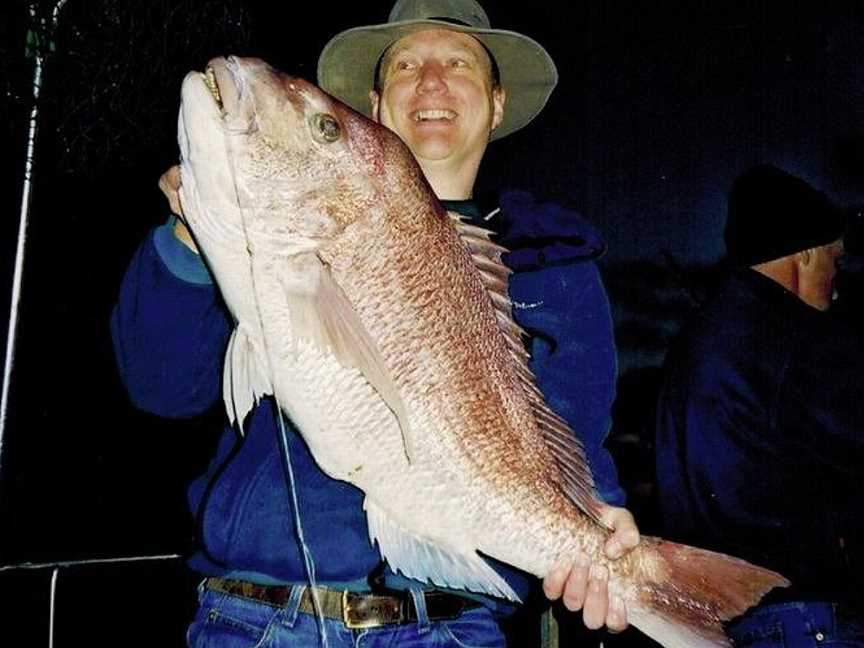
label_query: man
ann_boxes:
[113,1,638,645]
[655,164,864,647]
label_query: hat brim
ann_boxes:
[317,19,557,141]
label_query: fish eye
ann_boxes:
[311,113,341,143]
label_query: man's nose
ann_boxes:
[417,62,446,93]
[835,253,848,272]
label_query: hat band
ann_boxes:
[426,17,473,27]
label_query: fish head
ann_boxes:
[179,56,424,258]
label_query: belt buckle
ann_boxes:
[341,591,404,629]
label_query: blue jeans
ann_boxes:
[186,582,507,647]
[727,602,864,647]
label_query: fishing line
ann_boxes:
[212,64,328,646]
[274,407,328,642]
[483,207,501,222]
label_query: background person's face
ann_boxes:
[803,238,845,310]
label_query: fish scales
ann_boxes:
[326,178,587,561]
[323,192,572,561]
[177,56,789,647]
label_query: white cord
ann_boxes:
[275,410,329,648]
[213,69,328,645]
[483,207,501,221]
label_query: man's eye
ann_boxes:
[394,60,414,71]
[449,58,468,68]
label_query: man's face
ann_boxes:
[802,237,844,310]
[370,28,505,170]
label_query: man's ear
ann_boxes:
[797,248,814,268]
[369,90,381,122]
[490,86,506,132]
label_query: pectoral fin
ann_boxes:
[280,253,414,462]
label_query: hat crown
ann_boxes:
[317,0,557,140]
[724,165,844,267]
[389,0,491,29]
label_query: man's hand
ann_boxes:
[542,504,639,633]
[159,165,198,253]
[159,165,184,216]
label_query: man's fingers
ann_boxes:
[561,554,590,611]
[159,165,181,191]
[159,165,184,216]
[605,595,628,633]
[581,564,609,629]
[601,506,640,559]
[605,527,639,559]
[542,561,570,601]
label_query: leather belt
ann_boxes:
[205,577,481,629]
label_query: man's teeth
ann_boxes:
[414,109,456,121]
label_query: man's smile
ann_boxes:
[411,108,458,122]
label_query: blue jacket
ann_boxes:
[111,193,623,610]
[655,269,864,609]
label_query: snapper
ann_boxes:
[177,56,788,648]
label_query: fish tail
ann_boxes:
[626,537,790,648]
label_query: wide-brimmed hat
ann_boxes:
[316,0,557,141]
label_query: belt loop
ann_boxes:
[278,585,305,628]
[409,588,431,634]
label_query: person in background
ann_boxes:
[114,0,639,645]
[655,164,864,647]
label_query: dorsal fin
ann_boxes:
[449,211,603,524]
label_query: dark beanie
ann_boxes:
[725,165,845,267]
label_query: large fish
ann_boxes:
[176,56,787,647]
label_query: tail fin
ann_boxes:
[627,537,790,648]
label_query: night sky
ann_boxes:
[1,1,863,645]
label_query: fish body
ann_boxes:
[177,56,788,647]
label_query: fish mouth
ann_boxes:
[201,57,240,116]
[411,108,457,123]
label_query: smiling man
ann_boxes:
[112,1,639,646]
[317,1,640,639]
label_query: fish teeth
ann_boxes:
[204,67,223,109]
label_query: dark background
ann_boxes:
[1,1,863,645]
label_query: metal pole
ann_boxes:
[48,567,58,648]
[0,553,183,573]
[541,607,559,648]
[0,0,68,472]
[0,555,183,646]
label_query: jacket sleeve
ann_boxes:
[110,218,232,418]
[515,261,626,506]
